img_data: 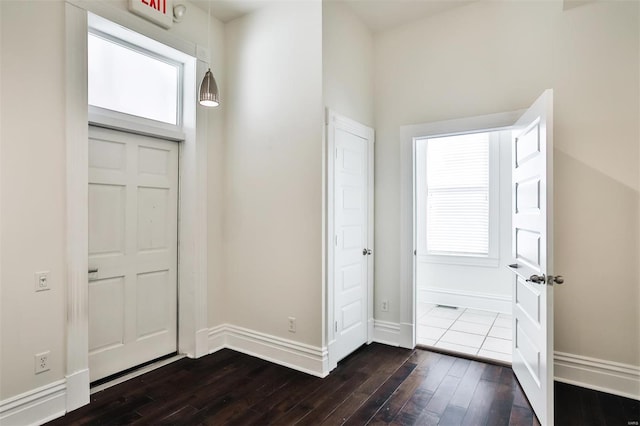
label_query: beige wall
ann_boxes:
[1,0,67,400]
[205,5,227,329]
[322,1,374,127]
[224,1,323,346]
[374,0,639,366]
[0,0,225,400]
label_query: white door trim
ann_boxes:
[399,110,524,349]
[65,1,209,412]
[325,109,374,372]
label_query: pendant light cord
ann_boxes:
[207,0,211,69]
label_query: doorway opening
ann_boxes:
[66,3,208,411]
[85,13,188,384]
[414,130,513,364]
[325,110,375,372]
[400,90,556,425]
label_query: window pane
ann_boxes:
[426,133,490,256]
[88,33,179,125]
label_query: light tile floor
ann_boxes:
[416,303,512,364]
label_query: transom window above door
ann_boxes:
[88,31,182,125]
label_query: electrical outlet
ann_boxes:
[288,317,296,333]
[381,300,389,312]
[34,271,50,292]
[34,351,50,374]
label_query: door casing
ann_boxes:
[400,110,526,349]
[325,109,375,372]
[65,1,209,412]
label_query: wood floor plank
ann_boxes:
[343,362,417,425]
[485,382,515,426]
[295,371,370,425]
[367,350,437,424]
[509,405,534,426]
[461,379,498,426]
[438,404,466,426]
[44,345,637,426]
[448,358,471,379]
[319,347,415,425]
[267,366,362,424]
[387,352,451,425]
[555,382,586,426]
[424,375,461,416]
[447,360,486,410]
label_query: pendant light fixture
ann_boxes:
[199,0,220,107]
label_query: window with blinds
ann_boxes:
[426,133,490,256]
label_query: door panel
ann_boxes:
[510,90,554,426]
[333,124,370,364]
[88,126,178,382]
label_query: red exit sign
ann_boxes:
[129,0,174,29]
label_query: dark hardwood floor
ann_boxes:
[47,343,639,425]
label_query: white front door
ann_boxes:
[509,90,558,426]
[88,126,179,381]
[330,112,374,365]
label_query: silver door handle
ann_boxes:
[362,248,372,256]
[550,275,564,285]
[527,274,546,284]
[88,268,98,274]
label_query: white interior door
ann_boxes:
[330,112,374,365]
[508,89,557,426]
[88,126,179,382]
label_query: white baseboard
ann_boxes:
[399,322,415,349]
[554,351,640,401]
[194,328,210,358]
[208,324,226,354]
[208,324,329,378]
[372,320,401,347]
[65,369,89,412]
[0,380,66,426]
[418,287,511,314]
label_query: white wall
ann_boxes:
[224,1,323,346]
[374,0,639,368]
[322,1,374,127]
[417,133,512,307]
[0,0,225,401]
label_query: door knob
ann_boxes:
[362,248,372,256]
[550,275,564,285]
[526,274,546,284]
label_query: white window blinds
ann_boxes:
[426,133,490,256]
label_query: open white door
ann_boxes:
[327,111,374,368]
[508,90,562,426]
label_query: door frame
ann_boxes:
[65,1,210,412]
[325,109,375,372]
[399,110,524,349]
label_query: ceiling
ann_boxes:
[190,0,475,32]
[190,0,269,24]
[343,0,475,32]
